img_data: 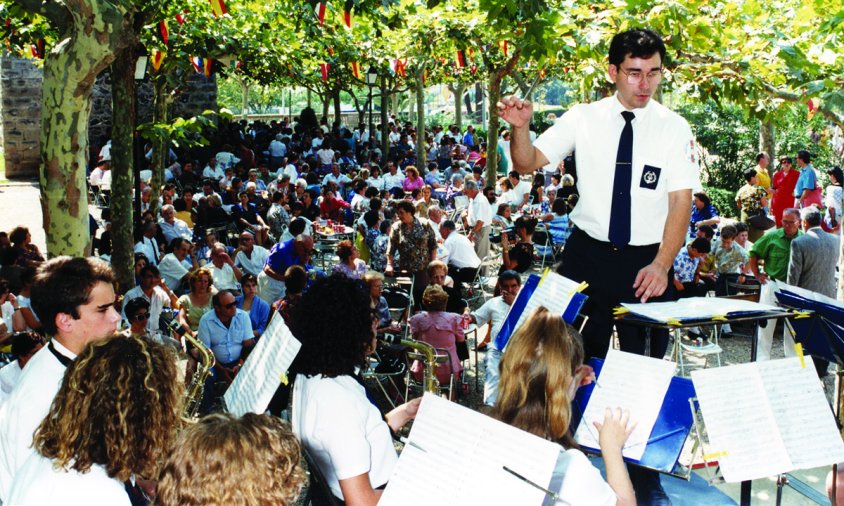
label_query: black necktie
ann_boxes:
[609,111,635,247]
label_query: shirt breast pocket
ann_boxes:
[633,163,665,200]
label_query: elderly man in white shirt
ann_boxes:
[134,220,161,266]
[158,238,198,291]
[0,257,121,501]
[463,179,493,262]
[159,204,193,243]
[122,264,179,334]
[203,158,225,181]
[507,171,532,209]
[439,220,482,286]
[382,162,405,193]
[234,231,270,277]
[208,243,243,292]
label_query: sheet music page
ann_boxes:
[223,316,301,417]
[573,349,675,460]
[691,363,792,482]
[621,297,782,323]
[757,358,844,470]
[380,394,562,506]
[511,272,581,332]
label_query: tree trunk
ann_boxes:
[453,82,465,129]
[37,2,130,256]
[485,73,501,186]
[415,73,426,171]
[332,85,341,126]
[321,93,330,122]
[240,79,249,120]
[760,119,775,163]
[380,81,389,159]
[109,44,137,292]
[150,77,169,219]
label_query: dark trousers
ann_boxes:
[448,265,478,287]
[558,228,675,361]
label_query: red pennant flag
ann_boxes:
[471,64,477,75]
[498,40,508,57]
[327,46,334,56]
[159,20,169,44]
[203,58,213,77]
[807,98,821,120]
[467,47,475,61]
[36,39,44,58]
[315,2,326,25]
[350,61,361,79]
[151,49,165,71]
[175,13,185,24]
[539,68,546,79]
[209,0,227,17]
[191,56,203,74]
[29,45,38,58]
[455,50,466,68]
[320,63,330,81]
[394,58,407,77]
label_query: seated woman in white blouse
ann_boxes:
[291,274,421,505]
[492,307,636,506]
[7,334,182,505]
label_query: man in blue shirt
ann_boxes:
[794,149,819,208]
[198,289,254,382]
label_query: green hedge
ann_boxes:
[703,185,738,219]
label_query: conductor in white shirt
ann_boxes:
[0,257,121,501]
[498,28,698,505]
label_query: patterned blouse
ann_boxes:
[366,228,389,272]
[712,241,749,275]
[388,218,437,273]
[673,247,701,283]
[735,184,767,217]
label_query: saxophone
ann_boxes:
[182,331,215,421]
[380,334,440,395]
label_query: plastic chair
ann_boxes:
[532,228,558,270]
[466,255,495,306]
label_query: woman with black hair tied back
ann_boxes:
[291,274,421,505]
[499,216,536,274]
[493,307,636,505]
[7,334,182,504]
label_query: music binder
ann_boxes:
[572,357,696,475]
[773,283,844,365]
[494,270,588,352]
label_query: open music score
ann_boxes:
[692,357,844,482]
[223,315,301,417]
[380,394,563,505]
[573,349,675,460]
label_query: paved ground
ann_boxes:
[0,182,46,252]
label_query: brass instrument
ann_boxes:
[182,331,215,421]
[380,334,440,396]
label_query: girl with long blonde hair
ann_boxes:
[493,307,636,505]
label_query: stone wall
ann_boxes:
[0,56,218,179]
[0,57,42,179]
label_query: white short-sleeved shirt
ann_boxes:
[533,94,700,245]
[443,233,482,269]
[158,253,192,291]
[0,361,22,405]
[122,285,171,333]
[0,340,75,501]
[556,449,617,506]
[383,172,405,191]
[513,180,532,205]
[7,455,130,506]
[133,237,160,266]
[235,246,270,277]
[468,194,493,228]
[472,296,512,350]
[209,263,239,291]
[292,373,397,501]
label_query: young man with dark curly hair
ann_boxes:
[291,274,421,506]
[0,257,121,501]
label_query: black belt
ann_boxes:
[571,227,659,252]
[47,341,73,367]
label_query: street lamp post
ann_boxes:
[366,67,378,154]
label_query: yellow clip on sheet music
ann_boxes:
[703,451,729,460]
[795,343,806,368]
[279,372,289,385]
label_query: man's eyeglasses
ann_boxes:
[131,312,151,322]
[222,302,238,309]
[618,67,663,85]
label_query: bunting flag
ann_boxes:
[467,47,475,61]
[350,61,361,79]
[175,13,186,24]
[191,56,203,74]
[393,58,407,77]
[320,62,330,81]
[343,0,353,28]
[327,46,334,56]
[36,39,44,58]
[315,2,326,25]
[470,64,477,75]
[159,20,169,44]
[209,0,227,17]
[498,40,509,57]
[203,58,213,76]
[455,50,466,68]
[539,67,546,79]
[807,98,821,120]
[151,49,165,71]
